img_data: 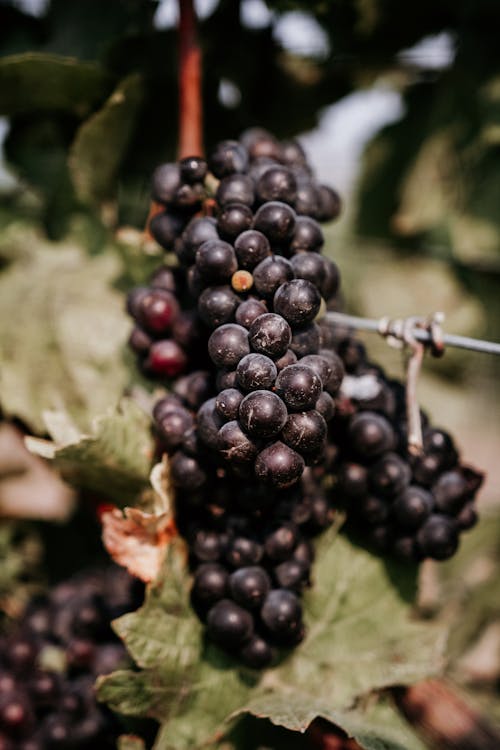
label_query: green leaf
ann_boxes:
[0,227,130,433]
[0,53,110,117]
[27,399,154,506]
[98,529,446,749]
[68,74,143,206]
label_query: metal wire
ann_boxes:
[324,312,500,356]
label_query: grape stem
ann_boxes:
[178,0,203,159]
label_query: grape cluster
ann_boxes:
[324,326,483,562]
[125,129,344,665]
[0,567,143,748]
[126,127,483,667]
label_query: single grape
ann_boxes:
[275,364,322,411]
[208,324,250,368]
[248,313,292,360]
[198,285,240,328]
[215,388,244,421]
[209,140,248,178]
[216,174,255,206]
[255,442,305,489]
[274,279,321,326]
[236,353,277,392]
[256,166,297,205]
[253,256,294,299]
[229,567,271,610]
[252,201,296,245]
[179,155,208,183]
[234,230,271,270]
[289,216,324,253]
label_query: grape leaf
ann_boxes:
[0,227,130,433]
[68,73,143,206]
[98,528,446,749]
[0,52,110,116]
[26,398,154,506]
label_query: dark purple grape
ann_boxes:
[209,140,248,178]
[281,411,327,455]
[150,211,185,250]
[173,371,213,410]
[238,390,287,438]
[226,538,263,568]
[215,369,238,391]
[290,217,324,253]
[320,257,340,299]
[191,564,228,610]
[236,353,277,392]
[294,182,320,216]
[348,412,395,459]
[128,326,152,355]
[151,163,181,204]
[274,279,321,327]
[235,298,268,329]
[155,404,194,451]
[256,166,297,205]
[316,185,342,221]
[275,364,322,411]
[455,502,478,531]
[195,240,238,283]
[315,391,335,421]
[338,463,368,499]
[290,251,326,288]
[239,637,274,668]
[261,589,302,639]
[170,452,206,490]
[370,453,411,498]
[393,486,433,530]
[192,530,224,562]
[216,174,254,206]
[248,313,292,360]
[243,128,282,160]
[264,524,298,561]
[218,421,260,463]
[432,470,469,514]
[234,230,271,270]
[356,495,390,525]
[281,139,307,166]
[217,203,253,241]
[198,285,239,328]
[149,266,178,293]
[180,216,219,265]
[274,560,309,592]
[207,598,254,648]
[215,388,244,421]
[289,323,320,357]
[253,201,296,245]
[253,256,294,299]
[179,155,207,183]
[255,442,305,489]
[208,324,250,368]
[416,515,459,560]
[229,567,271,610]
[197,398,224,447]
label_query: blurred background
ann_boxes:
[0,0,499,725]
